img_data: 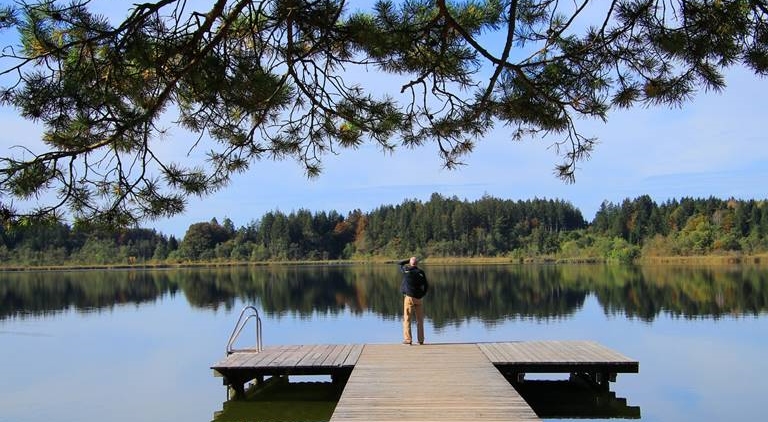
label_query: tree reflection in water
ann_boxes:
[513,378,641,419]
[212,376,342,422]
[2,264,766,323]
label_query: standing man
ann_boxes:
[398,256,428,345]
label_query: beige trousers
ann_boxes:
[403,295,425,344]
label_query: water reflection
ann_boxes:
[2,264,767,324]
[210,374,640,421]
[514,379,641,419]
[212,377,342,422]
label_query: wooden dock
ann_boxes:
[478,340,638,387]
[212,343,363,396]
[329,343,539,421]
[211,340,638,421]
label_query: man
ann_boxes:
[398,256,429,345]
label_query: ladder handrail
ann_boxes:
[226,305,262,354]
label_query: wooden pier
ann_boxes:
[329,343,539,421]
[211,340,638,421]
[212,343,363,395]
[478,340,638,388]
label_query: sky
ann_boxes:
[2,1,767,238]
[145,63,768,238]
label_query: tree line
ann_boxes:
[1,193,767,267]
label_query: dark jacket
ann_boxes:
[399,260,429,299]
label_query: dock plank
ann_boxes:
[319,344,347,366]
[341,344,364,367]
[212,344,361,375]
[330,343,540,422]
[479,340,638,374]
[297,344,335,366]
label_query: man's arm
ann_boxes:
[398,259,411,272]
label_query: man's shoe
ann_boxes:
[402,341,411,345]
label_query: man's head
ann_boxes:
[409,256,418,266]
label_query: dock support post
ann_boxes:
[569,371,616,391]
[222,375,251,399]
[226,382,246,400]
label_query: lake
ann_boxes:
[1,263,766,422]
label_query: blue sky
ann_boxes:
[151,64,767,238]
[2,1,767,238]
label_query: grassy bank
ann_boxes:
[638,253,767,266]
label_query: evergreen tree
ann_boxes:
[2,1,766,226]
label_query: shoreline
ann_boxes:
[1,253,765,272]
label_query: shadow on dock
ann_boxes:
[211,374,640,422]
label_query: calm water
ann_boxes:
[1,264,766,422]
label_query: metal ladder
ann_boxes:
[226,305,263,354]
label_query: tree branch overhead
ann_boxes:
[1,0,765,226]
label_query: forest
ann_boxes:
[1,193,767,267]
